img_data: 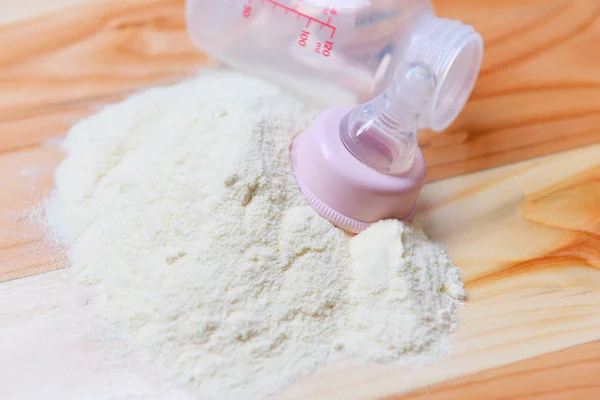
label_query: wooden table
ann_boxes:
[1,0,600,398]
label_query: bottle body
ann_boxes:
[186,0,483,131]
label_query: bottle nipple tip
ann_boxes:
[397,62,436,99]
[406,63,433,81]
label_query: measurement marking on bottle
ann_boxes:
[257,0,337,38]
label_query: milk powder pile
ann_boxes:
[46,71,465,399]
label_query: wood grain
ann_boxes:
[1,0,600,398]
[1,0,600,178]
[0,145,64,281]
[421,0,600,180]
[397,340,600,400]
[0,0,209,118]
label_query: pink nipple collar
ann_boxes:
[291,62,435,233]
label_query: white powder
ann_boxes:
[45,71,466,399]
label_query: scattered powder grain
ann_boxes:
[45,71,466,399]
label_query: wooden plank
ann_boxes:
[0,145,64,281]
[1,0,600,398]
[1,0,599,179]
[397,340,600,400]
[0,0,211,118]
[0,270,197,399]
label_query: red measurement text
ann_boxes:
[314,40,334,57]
[241,0,337,55]
[243,4,252,18]
[298,30,310,47]
[258,0,337,38]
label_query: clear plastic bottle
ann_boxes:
[186,0,483,131]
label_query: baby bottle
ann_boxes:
[186,0,483,131]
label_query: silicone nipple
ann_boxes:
[339,62,436,175]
